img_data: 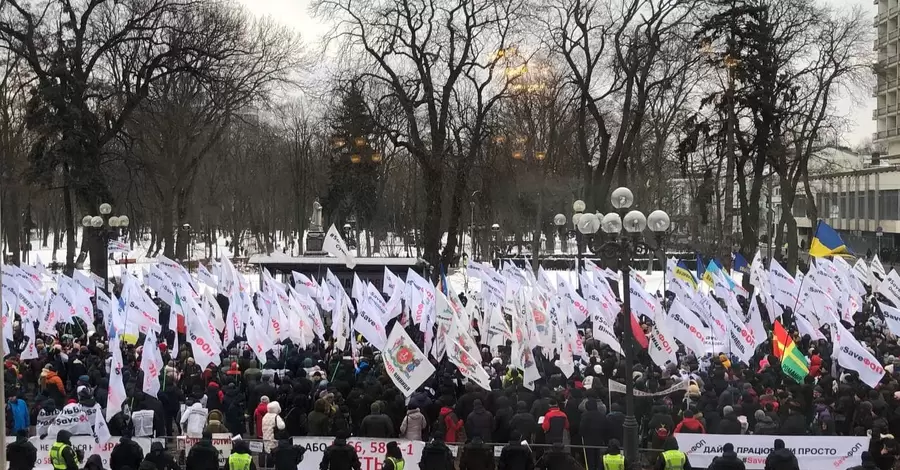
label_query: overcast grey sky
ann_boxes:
[238,0,876,148]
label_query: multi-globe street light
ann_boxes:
[81,203,129,292]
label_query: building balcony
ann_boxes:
[874,103,900,118]
[877,77,900,94]
[874,128,900,140]
[879,51,900,68]
[876,6,900,25]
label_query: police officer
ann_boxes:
[383,441,405,470]
[49,430,81,470]
[228,439,258,470]
[656,437,692,470]
[601,440,628,470]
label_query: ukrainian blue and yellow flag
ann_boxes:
[675,260,698,289]
[732,252,750,275]
[696,253,705,280]
[809,220,851,258]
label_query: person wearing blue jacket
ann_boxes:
[6,390,29,435]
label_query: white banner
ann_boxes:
[609,378,689,397]
[676,434,869,470]
[25,436,153,470]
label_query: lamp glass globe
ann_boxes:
[99,203,112,215]
[119,216,130,227]
[623,210,647,233]
[610,187,634,209]
[572,200,586,213]
[601,213,622,234]
[108,216,120,227]
[553,214,567,226]
[648,210,671,232]
[82,216,93,227]
[91,216,104,228]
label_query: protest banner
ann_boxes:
[26,436,153,470]
[677,433,869,470]
[176,433,235,467]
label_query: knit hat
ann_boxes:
[723,405,734,416]
[261,396,270,404]
[754,409,766,421]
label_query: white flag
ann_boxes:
[354,296,388,350]
[72,270,96,298]
[107,339,127,419]
[834,322,885,388]
[666,299,708,356]
[879,301,900,338]
[647,321,677,370]
[140,331,163,397]
[448,339,492,391]
[324,224,356,269]
[880,270,900,308]
[383,267,402,296]
[873,255,887,279]
[198,263,216,288]
[382,323,435,397]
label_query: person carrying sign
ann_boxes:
[49,430,81,470]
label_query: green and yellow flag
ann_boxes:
[773,320,809,384]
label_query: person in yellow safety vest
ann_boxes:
[49,430,81,470]
[656,437,692,470]
[601,440,629,470]
[382,441,405,470]
[228,439,258,470]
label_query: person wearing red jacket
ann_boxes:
[674,409,706,434]
[437,406,465,443]
[541,400,569,444]
[254,396,270,438]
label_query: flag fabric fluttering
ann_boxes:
[772,320,809,384]
[809,220,851,258]
[732,252,750,275]
[323,224,357,269]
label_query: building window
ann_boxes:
[880,190,900,221]
[792,196,807,217]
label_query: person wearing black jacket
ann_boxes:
[717,406,742,435]
[186,432,220,470]
[466,399,494,442]
[849,452,879,470]
[510,401,537,442]
[419,432,456,470]
[7,430,37,470]
[359,402,395,438]
[110,427,144,470]
[765,439,799,470]
[498,432,534,470]
[460,436,495,470]
[709,443,746,470]
[581,400,608,470]
[535,442,582,470]
[320,431,362,470]
[143,441,180,470]
[271,438,307,470]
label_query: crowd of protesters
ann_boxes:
[3,274,900,470]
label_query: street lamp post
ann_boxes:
[491,223,501,263]
[597,187,670,464]
[81,203,129,293]
[553,214,566,254]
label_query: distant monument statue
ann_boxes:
[306,198,325,254]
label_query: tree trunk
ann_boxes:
[423,163,444,278]
[88,228,108,290]
[532,191,544,273]
[4,189,22,266]
[175,189,190,260]
[161,193,176,258]
[63,178,76,275]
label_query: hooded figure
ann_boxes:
[419,432,455,470]
[764,439,799,470]
[307,398,332,436]
[400,405,428,441]
[466,399,494,442]
[185,431,220,470]
[110,426,144,470]
[271,438,307,470]
[83,454,106,470]
[52,430,80,470]
[7,430,37,470]
[255,395,271,437]
[601,440,629,470]
[459,436,495,470]
[497,431,534,470]
[142,441,179,470]
[321,430,362,470]
[229,439,258,470]
[535,442,582,470]
[754,409,779,435]
[848,452,878,470]
[262,401,286,450]
[360,401,395,438]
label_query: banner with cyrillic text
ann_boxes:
[26,436,153,470]
[676,433,869,470]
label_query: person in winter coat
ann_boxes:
[764,439,799,470]
[400,405,428,440]
[754,409,779,435]
[510,401,537,442]
[83,454,106,470]
[360,402,395,438]
[320,431,362,470]
[110,428,144,470]
[716,406,742,435]
[143,441,180,470]
[271,438,307,470]
[308,399,332,436]
[460,436,495,470]
[229,439,259,470]
[437,405,466,443]
[674,409,706,434]
[7,430,37,470]
[536,442,583,470]
[262,401,286,449]
[848,452,879,470]
[254,396,271,438]
[419,433,455,470]
[466,399,494,442]
[180,402,209,437]
[494,396,514,444]
[709,443,746,470]
[498,432,534,470]
[205,409,228,434]
[186,432,220,470]
[600,440,630,470]
[581,400,608,469]
[41,365,65,405]
[6,391,29,435]
[780,407,808,436]
[203,382,224,412]
[541,400,570,445]
[648,404,675,447]
[383,441,405,470]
